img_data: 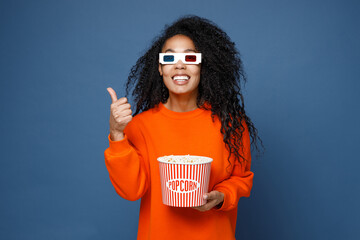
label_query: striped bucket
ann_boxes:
[157,155,213,207]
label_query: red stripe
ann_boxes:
[202,164,206,204]
[201,163,205,206]
[207,164,210,196]
[173,164,175,206]
[181,164,183,207]
[182,164,184,207]
[174,164,176,206]
[168,163,170,206]
[161,163,164,204]
[192,165,195,207]
[171,164,175,206]
[198,164,200,206]
[204,164,207,205]
[197,164,200,206]
[195,164,197,207]
[166,164,169,205]
[179,164,181,207]
[163,163,165,205]
[190,165,193,207]
[201,164,205,205]
[186,165,189,207]
[196,164,200,206]
[166,164,168,205]
[184,164,186,207]
[175,164,178,206]
[171,164,176,206]
[164,163,167,205]
[200,164,202,206]
[205,164,209,204]
[160,163,162,204]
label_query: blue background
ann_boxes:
[1,0,359,239]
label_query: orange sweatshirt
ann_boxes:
[104,102,253,240]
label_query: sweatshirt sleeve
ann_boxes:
[104,119,150,201]
[213,121,254,211]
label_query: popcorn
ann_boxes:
[157,155,212,164]
[157,155,213,207]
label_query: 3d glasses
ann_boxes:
[159,53,202,64]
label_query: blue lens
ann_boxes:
[163,55,174,62]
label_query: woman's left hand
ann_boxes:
[192,190,224,212]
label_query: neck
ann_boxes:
[164,93,198,112]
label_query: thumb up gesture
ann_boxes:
[107,87,133,141]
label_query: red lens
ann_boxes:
[185,55,196,62]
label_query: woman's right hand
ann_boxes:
[107,87,133,141]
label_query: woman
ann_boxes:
[105,15,262,240]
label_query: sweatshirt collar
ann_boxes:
[156,102,207,119]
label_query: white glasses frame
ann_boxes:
[159,53,202,65]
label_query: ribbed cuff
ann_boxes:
[107,134,131,155]
[213,186,233,211]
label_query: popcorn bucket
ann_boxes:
[157,155,213,207]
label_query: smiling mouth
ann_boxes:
[172,75,190,85]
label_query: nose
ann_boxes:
[175,60,186,69]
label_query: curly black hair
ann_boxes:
[126,15,263,167]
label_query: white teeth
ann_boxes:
[173,76,189,80]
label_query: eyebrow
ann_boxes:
[164,48,197,53]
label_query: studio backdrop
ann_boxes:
[1,0,359,239]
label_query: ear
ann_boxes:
[158,63,163,76]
